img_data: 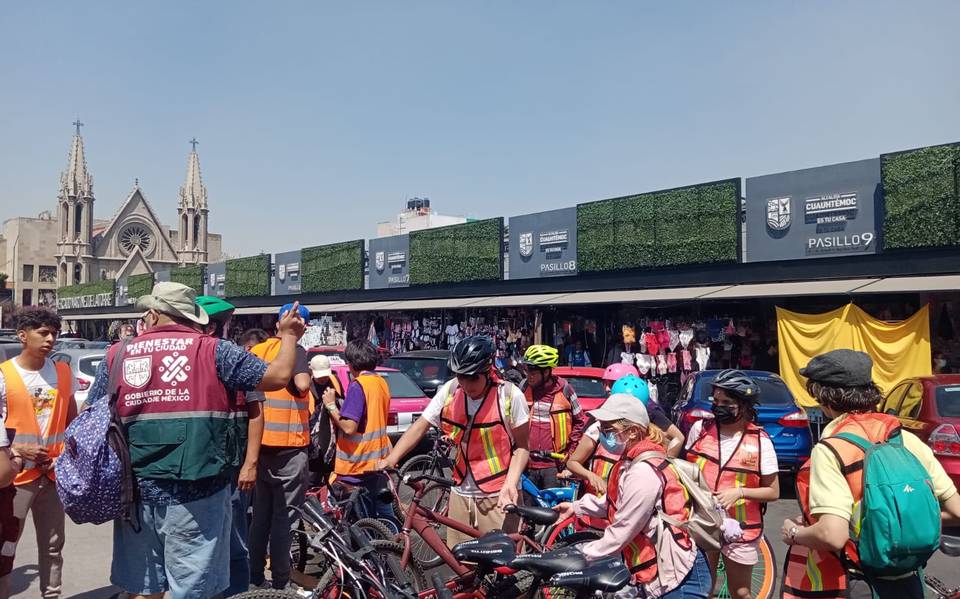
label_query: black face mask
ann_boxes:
[712,404,740,424]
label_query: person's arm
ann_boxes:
[238,400,264,492]
[566,388,588,451]
[292,347,311,395]
[0,451,16,488]
[941,491,960,525]
[788,513,849,552]
[328,382,363,435]
[379,416,432,470]
[578,463,660,560]
[664,424,685,458]
[566,437,607,494]
[498,422,530,510]
[257,304,306,391]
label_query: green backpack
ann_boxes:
[833,430,941,578]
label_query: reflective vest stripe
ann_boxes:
[336,446,390,463]
[120,411,233,423]
[441,380,514,494]
[342,429,388,444]
[265,421,309,433]
[524,383,574,454]
[264,398,309,410]
[479,425,505,476]
[553,409,570,451]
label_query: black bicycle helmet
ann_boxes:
[449,335,496,376]
[711,369,761,403]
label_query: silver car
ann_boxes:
[50,348,106,408]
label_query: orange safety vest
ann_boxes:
[782,413,902,599]
[440,380,514,494]
[1,359,72,485]
[333,372,391,477]
[524,381,574,454]
[686,421,768,542]
[251,338,310,448]
[607,440,693,584]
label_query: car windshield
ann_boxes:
[935,385,960,418]
[383,358,447,389]
[79,355,104,377]
[378,371,425,398]
[700,373,795,406]
[565,376,607,398]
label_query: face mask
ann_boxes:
[599,431,626,453]
[936,359,947,369]
[712,404,740,425]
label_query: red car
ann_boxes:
[881,374,960,489]
[326,363,430,441]
[553,366,608,411]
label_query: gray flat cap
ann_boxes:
[800,349,874,387]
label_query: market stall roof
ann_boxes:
[544,286,732,305]
[700,278,878,299]
[464,293,570,307]
[852,275,960,294]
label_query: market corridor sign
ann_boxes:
[745,158,880,262]
[368,234,410,289]
[508,208,578,279]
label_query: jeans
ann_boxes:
[349,473,398,529]
[661,550,711,599]
[249,448,308,589]
[111,485,232,599]
[224,484,251,597]
[12,477,64,599]
[848,573,924,599]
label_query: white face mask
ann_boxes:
[936,359,948,369]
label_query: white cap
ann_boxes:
[588,393,650,428]
[309,354,333,379]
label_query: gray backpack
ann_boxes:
[637,450,723,553]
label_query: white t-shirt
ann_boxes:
[0,358,76,439]
[685,420,778,476]
[0,395,8,448]
[422,379,530,498]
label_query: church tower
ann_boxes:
[177,139,209,265]
[55,120,95,286]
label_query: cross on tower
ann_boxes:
[72,119,84,135]
[189,137,199,152]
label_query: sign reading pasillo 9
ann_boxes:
[746,158,880,262]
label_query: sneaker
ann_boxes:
[249,581,272,591]
[282,582,314,598]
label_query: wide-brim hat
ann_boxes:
[137,281,209,326]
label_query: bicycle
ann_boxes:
[291,483,401,585]
[236,495,419,599]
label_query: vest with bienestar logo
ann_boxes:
[110,324,239,481]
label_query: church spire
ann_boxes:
[59,119,93,199]
[178,138,207,209]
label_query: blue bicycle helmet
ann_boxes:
[609,375,650,405]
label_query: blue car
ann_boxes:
[671,370,813,471]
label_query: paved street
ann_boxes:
[9,480,959,597]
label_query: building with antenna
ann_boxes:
[0,123,222,307]
[375,198,467,238]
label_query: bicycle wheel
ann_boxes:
[714,535,777,599]
[353,517,395,541]
[542,516,600,549]
[317,539,428,595]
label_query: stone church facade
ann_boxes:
[53,126,222,287]
[0,126,222,308]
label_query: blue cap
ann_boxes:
[279,303,310,321]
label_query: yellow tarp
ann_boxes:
[777,304,931,408]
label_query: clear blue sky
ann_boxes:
[1,2,958,258]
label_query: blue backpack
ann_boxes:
[54,340,137,526]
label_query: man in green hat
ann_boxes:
[196,296,264,597]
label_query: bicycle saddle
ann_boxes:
[511,547,587,578]
[453,531,517,567]
[505,504,560,526]
[549,557,631,592]
[941,533,960,557]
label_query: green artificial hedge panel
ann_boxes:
[301,240,364,293]
[225,255,271,297]
[57,279,116,299]
[882,143,960,250]
[169,265,205,294]
[126,273,155,300]
[577,179,740,272]
[409,218,503,285]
